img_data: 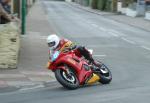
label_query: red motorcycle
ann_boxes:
[47,48,112,90]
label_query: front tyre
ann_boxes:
[55,68,79,90]
[98,64,112,84]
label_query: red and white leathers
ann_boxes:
[48,38,101,67]
[48,38,75,60]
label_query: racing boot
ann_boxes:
[89,58,102,72]
[92,60,102,67]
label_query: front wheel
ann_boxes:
[55,68,79,90]
[98,64,112,84]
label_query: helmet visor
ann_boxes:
[48,41,55,48]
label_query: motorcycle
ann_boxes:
[47,48,112,90]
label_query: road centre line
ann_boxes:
[87,21,127,38]
[88,22,107,32]
[93,55,106,57]
[20,71,51,76]
[40,36,47,39]
[0,74,26,78]
[19,84,45,91]
[141,46,150,51]
[91,23,99,27]
[99,27,107,32]
[108,29,126,36]
[108,31,119,37]
[88,21,126,37]
[22,35,47,40]
[121,37,136,44]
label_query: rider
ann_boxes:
[47,34,100,69]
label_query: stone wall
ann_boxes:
[0,22,20,69]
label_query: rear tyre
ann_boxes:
[55,68,79,90]
[98,64,112,84]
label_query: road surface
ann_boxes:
[0,1,150,103]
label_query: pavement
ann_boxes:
[68,2,150,32]
[0,0,55,93]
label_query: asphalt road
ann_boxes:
[1,1,150,103]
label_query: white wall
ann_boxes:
[65,0,72,2]
[145,12,150,20]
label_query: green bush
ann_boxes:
[97,0,108,11]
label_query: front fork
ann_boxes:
[63,64,74,78]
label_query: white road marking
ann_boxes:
[40,36,47,39]
[99,27,107,32]
[91,23,99,27]
[141,46,150,51]
[93,55,106,57]
[19,84,45,91]
[87,21,93,24]
[0,74,26,78]
[108,29,126,36]
[108,31,119,37]
[87,45,98,48]
[88,22,127,38]
[21,71,52,76]
[21,35,47,40]
[121,37,136,44]
[7,81,37,87]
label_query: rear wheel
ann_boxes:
[98,64,112,84]
[55,67,79,90]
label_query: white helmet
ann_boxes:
[47,34,60,49]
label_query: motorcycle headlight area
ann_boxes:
[51,51,60,62]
